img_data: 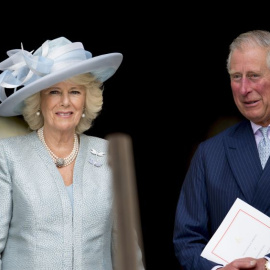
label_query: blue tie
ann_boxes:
[258,126,270,168]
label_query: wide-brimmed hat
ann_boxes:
[0,37,123,116]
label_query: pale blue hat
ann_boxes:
[0,37,123,116]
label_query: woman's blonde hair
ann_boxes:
[22,73,103,134]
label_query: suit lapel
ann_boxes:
[252,164,270,213]
[224,121,262,203]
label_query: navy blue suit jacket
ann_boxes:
[173,119,270,270]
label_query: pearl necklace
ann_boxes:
[37,127,79,168]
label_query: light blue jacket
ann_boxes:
[0,131,144,270]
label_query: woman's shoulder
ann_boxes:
[0,131,34,145]
[81,134,107,143]
[0,132,37,159]
[80,134,108,149]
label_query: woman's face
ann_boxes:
[40,80,86,133]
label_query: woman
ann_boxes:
[0,37,144,269]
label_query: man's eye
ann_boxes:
[231,74,241,80]
[249,74,259,78]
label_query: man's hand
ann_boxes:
[221,257,266,270]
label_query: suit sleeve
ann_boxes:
[173,143,223,270]
[0,142,13,270]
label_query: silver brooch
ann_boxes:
[89,148,105,167]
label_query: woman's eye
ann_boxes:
[49,90,60,95]
[71,90,81,95]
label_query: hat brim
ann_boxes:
[0,53,123,116]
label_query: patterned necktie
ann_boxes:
[258,126,270,168]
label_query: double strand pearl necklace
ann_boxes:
[37,127,79,168]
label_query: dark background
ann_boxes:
[1,6,270,269]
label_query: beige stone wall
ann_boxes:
[0,116,30,138]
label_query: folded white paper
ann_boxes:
[201,198,270,265]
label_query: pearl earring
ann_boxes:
[36,110,40,116]
[82,108,85,118]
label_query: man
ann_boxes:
[173,30,270,270]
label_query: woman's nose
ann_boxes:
[60,93,70,106]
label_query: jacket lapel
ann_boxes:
[224,121,262,203]
[252,164,270,213]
